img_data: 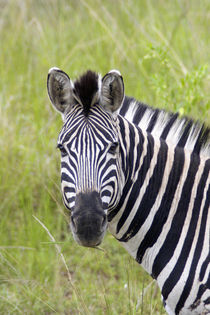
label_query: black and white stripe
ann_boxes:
[48,68,210,315]
[111,97,210,315]
[120,96,210,157]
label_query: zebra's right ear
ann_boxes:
[101,70,124,113]
[47,67,74,114]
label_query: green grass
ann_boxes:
[0,0,209,314]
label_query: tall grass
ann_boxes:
[0,0,209,313]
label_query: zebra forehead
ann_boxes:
[59,118,117,145]
[58,105,117,144]
[73,70,100,116]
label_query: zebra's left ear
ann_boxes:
[101,70,124,113]
[47,67,74,115]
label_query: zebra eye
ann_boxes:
[57,144,67,157]
[108,142,119,155]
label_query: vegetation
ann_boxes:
[0,0,209,313]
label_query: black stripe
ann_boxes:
[118,116,127,175]
[101,190,111,197]
[175,161,210,313]
[177,120,193,147]
[98,158,117,179]
[162,155,205,302]
[108,179,133,222]
[204,296,210,307]
[61,161,77,179]
[120,96,134,117]
[64,187,75,194]
[199,254,210,282]
[101,169,117,184]
[108,121,145,222]
[127,124,136,170]
[119,138,168,245]
[160,153,201,299]
[96,156,107,178]
[101,180,116,195]
[67,196,76,204]
[147,109,159,132]
[61,172,73,183]
[152,152,199,282]
[62,120,84,142]
[136,146,185,266]
[148,146,185,275]
[193,125,209,155]
[117,133,155,238]
[90,121,115,140]
[61,161,76,172]
[161,113,178,140]
[132,102,148,125]
[132,140,174,260]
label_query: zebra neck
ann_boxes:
[109,115,207,278]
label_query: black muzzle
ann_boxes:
[70,191,107,247]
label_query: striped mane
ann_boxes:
[120,96,210,158]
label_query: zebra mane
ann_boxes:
[73,70,99,116]
[120,96,210,158]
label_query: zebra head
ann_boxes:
[47,68,124,247]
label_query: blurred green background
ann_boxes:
[0,0,209,314]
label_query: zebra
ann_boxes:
[47,67,210,315]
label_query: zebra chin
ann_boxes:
[69,191,108,247]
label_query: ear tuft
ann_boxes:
[101,70,124,113]
[47,67,73,114]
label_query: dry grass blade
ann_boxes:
[33,215,90,315]
[136,279,157,311]
[92,246,106,252]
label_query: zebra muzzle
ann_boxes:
[70,191,107,247]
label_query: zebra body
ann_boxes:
[47,68,210,315]
[109,114,210,314]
